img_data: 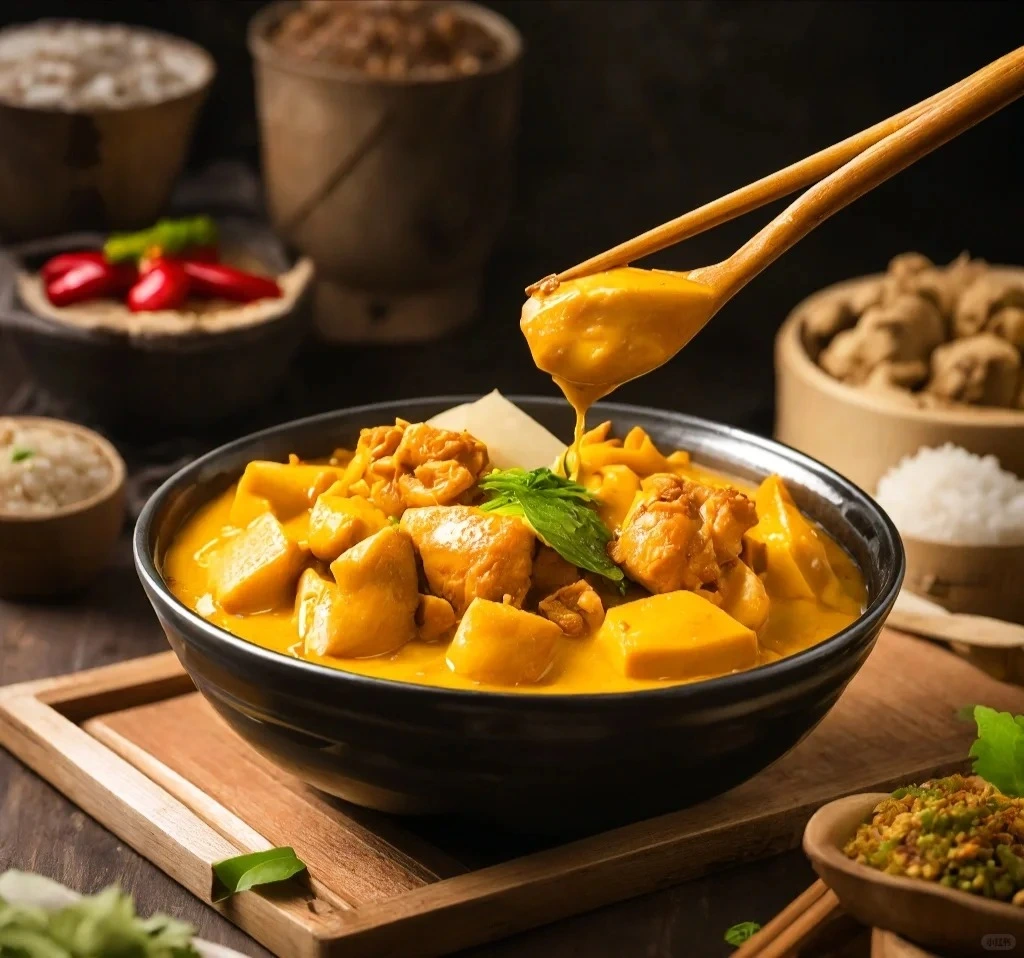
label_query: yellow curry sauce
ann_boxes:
[521,267,720,469]
[165,417,865,694]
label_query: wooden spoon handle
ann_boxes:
[692,46,1024,301]
[545,46,1023,288]
[888,608,1024,649]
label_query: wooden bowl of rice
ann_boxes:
[0,416,125,598]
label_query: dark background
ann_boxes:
[2,0,1022,435]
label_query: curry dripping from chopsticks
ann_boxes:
[521,46,1024,465]
[40,215,283,313]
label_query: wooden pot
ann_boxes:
[248,1,523,343]
[774,272,1024,495]
[0,31,214,242]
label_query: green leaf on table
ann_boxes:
[967,704,1024,796]
[211,846,307,902]
[724,921,761,946]
[479,468,624,586]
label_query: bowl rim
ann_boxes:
[134,395,905,705]
[0,19,216,116]
[0,415,126,522]
[248,0,523,87]
[781,271,1024,427]
[804,791,1024,927]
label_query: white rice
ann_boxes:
[0,419,113,515]
[875,443,1024,546]
[0,21,209,110]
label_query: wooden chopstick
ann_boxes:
[540,47,1021,289]
[734,879,842,958]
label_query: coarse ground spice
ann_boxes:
[844,774,1024,905]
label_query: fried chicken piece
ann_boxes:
[400,506,534,616]
[609,475,758,594]
[345,419,489,515]
[393,421,489,507]
[538,580,605,636]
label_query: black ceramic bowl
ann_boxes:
[135,397,904,833]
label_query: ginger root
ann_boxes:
[820,294,943,384]
[955,274,1024,338]
[927,333,1021,408]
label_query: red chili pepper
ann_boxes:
[40,251,108,284]
[45,259,138,307]
[126,257,190,312]
[180,244,220,263]
[180,261,282,303]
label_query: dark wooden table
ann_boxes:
[0,302,861,957]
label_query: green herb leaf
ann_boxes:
[967,705,1024,796]
[104,215,218,263]
[0,870,201,956]
[10,447,33,463]
[724,921,761,946]
[479,468,624,584]
[211,846,307,901]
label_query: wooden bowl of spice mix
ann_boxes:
[248,0,522,343]
[0,416,126,598]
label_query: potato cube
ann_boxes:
[211,513,305,615]
[718,561,770,633]
[295,567,332,642]
[597,591,757,681]
[229,461,341,527]
[747,474,859,614]
[307,527,418,658]
[308,494,388,562]
[446,598,561,686]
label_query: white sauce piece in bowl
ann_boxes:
[0,419,114,515]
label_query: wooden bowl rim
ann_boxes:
[900,533,1024,556]
[0,416,126,522]
[248,0,523,86]
[0,20,216,116]
[779,270,1024,428]
[804,791,1024,927]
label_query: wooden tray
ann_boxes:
[1,630,1021,958]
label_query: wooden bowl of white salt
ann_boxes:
[875,445,1024,625]
[0,416,125,598]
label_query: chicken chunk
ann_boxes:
[609,475,757,594]
[538,580,605,636]
[400,506,534,616]
[343,419,489,515]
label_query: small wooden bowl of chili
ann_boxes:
[0,217,315,435]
